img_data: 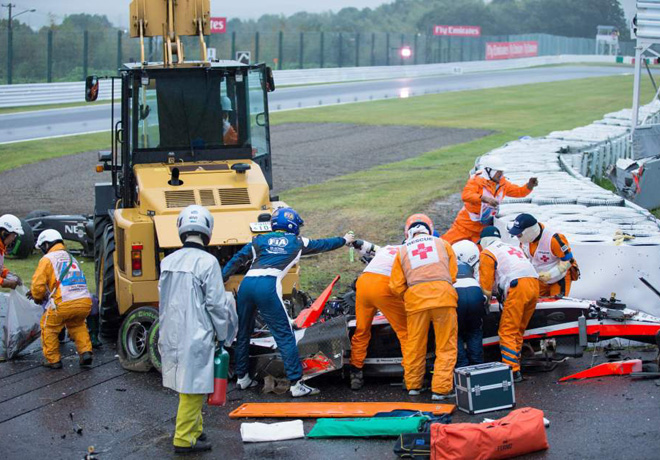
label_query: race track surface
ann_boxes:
[0,65,637,144]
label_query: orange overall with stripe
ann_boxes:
[442,173,532,244]
[390,235,458,394]
[30,243,93,364]
[480,242,539,373]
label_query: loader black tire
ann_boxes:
[94,215,112,284]
[147,319,162,373]
[9,218,34,259]
[98,224,121,338]
[117,307,157,372]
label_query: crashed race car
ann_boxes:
[248,279,660,381]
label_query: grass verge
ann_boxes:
[1,74,654,295]
[273,75,655,292]
[0,132,110,173]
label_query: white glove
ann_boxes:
[343,231,356,246]
[538,272,552,283]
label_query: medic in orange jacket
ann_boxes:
[0,214,24,289]
[478,226,539,382]
[508,213,579,297]
[390,214,458,400]
[442,156,538,245]
[349,240,407,391]
[30,230,93,368]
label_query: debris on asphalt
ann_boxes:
[558,359,643,382]
[262,375,290,395]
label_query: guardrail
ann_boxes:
[0,55,618,108]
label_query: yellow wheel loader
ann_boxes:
[87,0,305,372]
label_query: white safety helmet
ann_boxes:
[36,229,63,249]
[0,214,24,236]
[221,96,233,112]
[452,240,480,268]
[177,205,214,245]
[479,156,506,182]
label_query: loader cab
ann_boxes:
[111,62,274,207]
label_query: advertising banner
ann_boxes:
[486,41,538,60]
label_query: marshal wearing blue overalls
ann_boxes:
[223,207,354,397]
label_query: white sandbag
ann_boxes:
[240,419,305,443]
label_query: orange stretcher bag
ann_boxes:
[431,407,549,460]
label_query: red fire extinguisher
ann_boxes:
[208,346,229,406]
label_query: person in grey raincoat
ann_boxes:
[158,205,238,454]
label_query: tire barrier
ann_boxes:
[486,99,660,246]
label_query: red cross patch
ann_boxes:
[387,248,398,255]
[412,243,433,260]
[539,255,550,263]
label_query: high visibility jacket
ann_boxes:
[521,223,576,284]
[390,235,458,312]
[223,122,238,145]
[480,241,538,296]
[454,173,532,231]
[364,245,400,277]
[0,239,9,284]
[30,243,92,309]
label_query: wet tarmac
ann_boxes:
[1,340,658,459]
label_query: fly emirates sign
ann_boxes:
[433,25,481,37]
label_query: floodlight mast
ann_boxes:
[631,1,660,132]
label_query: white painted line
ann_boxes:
[0,129,109,145]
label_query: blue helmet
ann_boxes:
[271,207,304,235]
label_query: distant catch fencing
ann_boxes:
[0,30,635,85]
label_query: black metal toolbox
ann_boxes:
[454,362,515,414]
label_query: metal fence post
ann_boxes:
[320,32,324,68]
[278,31,283,70]
[299,32,304,69]
[6,15,12,84]
[47,29,53,82]
[338,33,343,67]
[386,33,390,65]
[117,30,123,69]
[400,33,404,65]
[370,33,376,66]
[231,31,236,60]
[355,33,360,67]
[255,32,260,62]
[83,30,89,80]
[414,33,418,65]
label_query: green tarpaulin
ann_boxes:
[307,416,428,438]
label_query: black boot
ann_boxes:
[43,360,63,369]
[350,367,364,390]
[79,351,93,367]
[513,371,524,383]
[87,315,102,348]
[174,440,212,453]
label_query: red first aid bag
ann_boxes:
[431,407,549,460]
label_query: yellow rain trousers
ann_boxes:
[174,393,206,448]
